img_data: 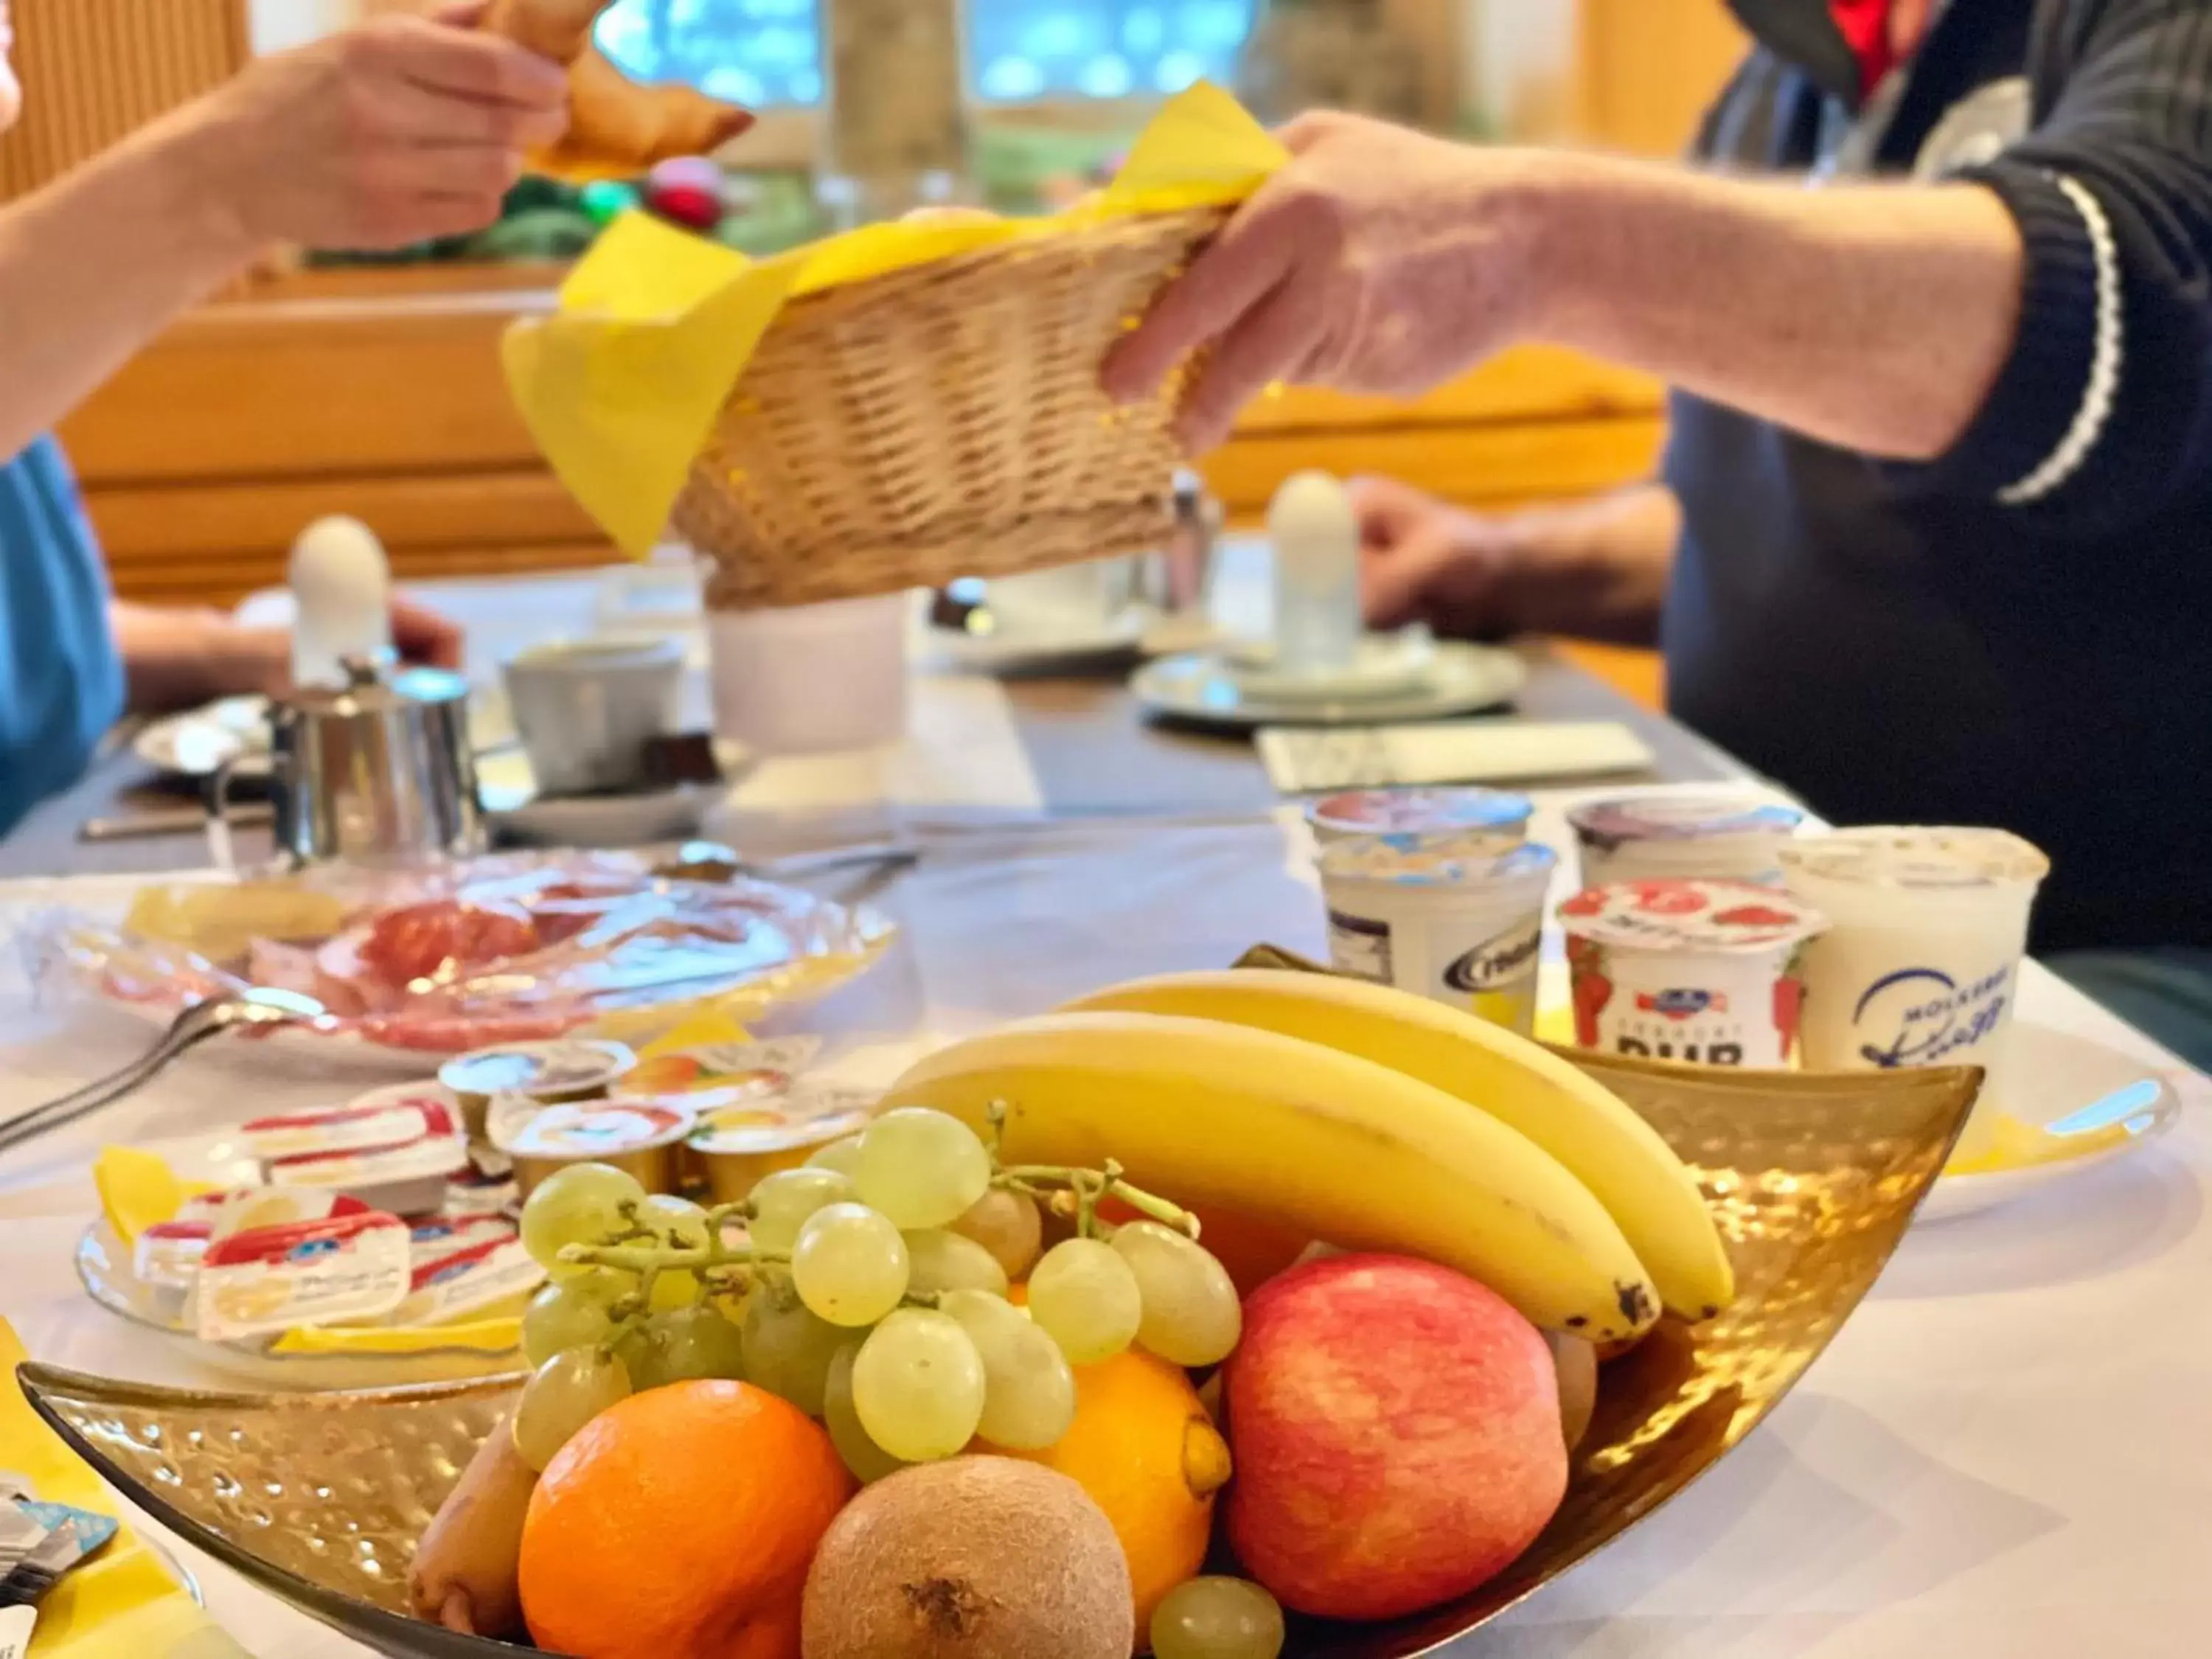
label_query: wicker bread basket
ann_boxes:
[674,206,1226,612]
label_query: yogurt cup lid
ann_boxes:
[1558,880,1827,953]
[501,1098,692,1161]
[1319,835,1557,892]
[1310,787,1534,835]
[1778,827,2050,889]
[1568,794,1804,848]
[439,1039,635,1102]
[689,1091,877,1158]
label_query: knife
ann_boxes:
[80,804,271,844]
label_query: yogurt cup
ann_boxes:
[496,1098,695,1200]
[1558,880,1828,1068]
[1307,787,1534,848]
[1569,795,1806,888]
[262,1133,471,1220]
[1318,835,1558,1035]
[688,1086,880,1205]
[439,1039,636,1141]
[1778,828,2048,1102]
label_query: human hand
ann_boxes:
[116,597,468,714]
[1104,111,1550,451]
[188,1,569,252]
[1353,476,1515,638]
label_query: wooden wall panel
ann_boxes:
[1575,0,1748,156]
[0,0,251,201]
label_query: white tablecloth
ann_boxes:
[1,807,2205,1658]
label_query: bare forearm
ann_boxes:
[1524,157,2023,459]
[0,108,257,461]
[110,601,283,715]
[1494,484,1678,646]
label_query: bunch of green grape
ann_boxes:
[508,1107,1244,1484]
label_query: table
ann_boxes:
[0,546,1738,881]
[0,571,2204,1659]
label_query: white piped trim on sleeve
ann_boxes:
[1997,173,2123,507]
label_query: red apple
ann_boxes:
[1222,1254,1568,1621]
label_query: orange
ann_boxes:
[518,1380,855,1659]
[1096,1195,1307,1300]
[1001,1348,1231,1638]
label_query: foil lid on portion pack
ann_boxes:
[1778,827,2048,890]
[1320,836,1557,891]
[1567,795,1804,854]
[1557,880,1827,955]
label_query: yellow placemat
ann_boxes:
[2,1322,242,1657]
[502,81,1287,556]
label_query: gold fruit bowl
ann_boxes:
[17,1052,1978,1658]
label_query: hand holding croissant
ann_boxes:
[480,0,754,175]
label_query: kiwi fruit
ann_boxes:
[801,1455,1132,1659]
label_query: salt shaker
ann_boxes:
[1267,470,1362,678]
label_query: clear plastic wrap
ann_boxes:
[32,850,896,1057]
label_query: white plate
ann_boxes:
[917,602,1159,672]
[478,739,752,849]
[1219,630,1439,702]
[1132,641,1527,731]
[1918,1023,2185,1223]
[134,687,517,779]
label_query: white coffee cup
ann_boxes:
[501,635,685,796]
[982,558,1133,640]
[1779,827,2049,1094]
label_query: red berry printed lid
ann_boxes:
[1557,879,1827,954]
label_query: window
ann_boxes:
[966,1,1258,102]
[592,0,1259,111]
[594,0,827,109]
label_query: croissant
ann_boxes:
[481,0,755,178]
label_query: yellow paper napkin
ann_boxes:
[1,1322,243,1657]
[502,81,1288,557]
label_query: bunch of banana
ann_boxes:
[877,970,1733,1344]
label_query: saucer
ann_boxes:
[1915,1023,2185,1222]
[479,739,752,849]
[1132,640,1526,731]
[1219,630,1439,702]
[919,603,1157,672]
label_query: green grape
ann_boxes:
[1027,1237,1142,1365]
[740,1273,846,1414]
[519,1163,644,1280]
[1111,1221,1243,1366]
[902,1228,1010,1298]
[852,1108,992,1229]
[511,1347,631,1472]
[948,1187,1042,1280]
[791,1202,910,1327]
[519,1270,626,1368]
[748,1166,855,1254]
[824,1344,914,1484]
[849,1308,987,1463]
[941,1288,1076,1451]
[805,1133,866,1178]
[1150,1577,1285,1659]
[629,1305,747,1388]
[636,1194,712,1312]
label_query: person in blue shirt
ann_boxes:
[0,0,569,835]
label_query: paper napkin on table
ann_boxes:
[0,1323,243,1658]
[501,81,1288,557]
[1257,720,1658,795]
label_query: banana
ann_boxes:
[879,1012,1660,1343]
[1060,970,1733,1321]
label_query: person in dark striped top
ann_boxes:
[0,1,565,835]
[1109,0,2212,1066]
